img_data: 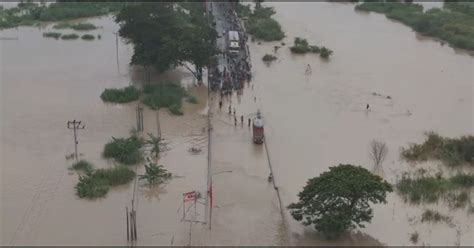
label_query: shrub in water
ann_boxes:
[70,23,97,31]
[100,85,140,103]
[103,135,144,165]
[61,33,79,40]
[43,32,61,39]
[81,34,95,40]
[169,104,183,115]
[262,54,277,62]
[319,46,334,58]
[142,82,187,115]
[71,160,94,173]
[402,132,474,167]
[186,95,198,104]
[75,165,135,199]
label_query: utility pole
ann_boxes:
[113,32,120,72]
[67,120,85,162]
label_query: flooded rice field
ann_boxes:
[1,2,473,246]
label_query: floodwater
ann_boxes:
[1,2,473,246]
[1,15,209,245]
[246,2,473,246]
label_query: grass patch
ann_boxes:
[71,160,94,173]
[103,135,144,165]
[61,33,79,40]
[397,171,474,206]
[75,165,135,199]
[100,86,140,103]
[42,32,62,39]
[81,34,95,40]
[0,2,127,30]
[355,2,474,52]
[421,209,450,223]
[262,54,277,62]
[142,82,188,115]
[401,132,474,167]
[242,4,285,41]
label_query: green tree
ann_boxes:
[288,164,392,239]
[115,2,217,82]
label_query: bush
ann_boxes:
[0,3,126,30]
[70,23,97,31]
[397,172,474,205]
[354,2,474,52]
[169,104,183,115]
[246,18,285,41]
[421,209,450,223]
[262,54,277,62]
[244,5,284,42]
[186,95,198,104]
[142,82,187,115]
[75,165,135,198]
[320,46,334,58]
[310,45,320,53]
[103,135,144,165]
[42,32,61,39]
[401,132,474,167]
[290,37,310,54]
[61,33,79,40]
[100,86,140,103]
[81,34,95,40]
[71,160,94,173]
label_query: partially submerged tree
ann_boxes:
[369,140,388,176]
[139,162,171,185]
[115,2,217,83]
[288,164,392,239]
[146,133,162,158]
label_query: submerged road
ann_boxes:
[191,2,287,245]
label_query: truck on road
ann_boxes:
[227,30,240,54]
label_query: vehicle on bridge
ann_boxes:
[252,110,264,144]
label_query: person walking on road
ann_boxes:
[228,105,232,114]
[240,115,244,125]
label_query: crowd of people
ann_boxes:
[208,2,252,95]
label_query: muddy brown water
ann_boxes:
[1,2,473,246]
[1,15,209,246]
[248,2,473,246]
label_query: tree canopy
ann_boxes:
[288,164,392,239]
[115,2,217,82]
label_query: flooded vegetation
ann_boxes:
[356,2,474,53]
[1,1,473,246]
